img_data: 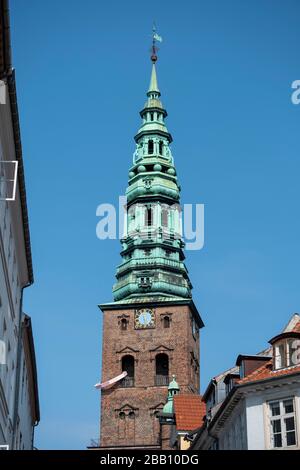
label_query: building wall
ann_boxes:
[0,79,35,449]
[14,343,35,450]
[245,383,300,450]
[0,81,23,448]
[100,304,200,448]
[218,400,247,450]
[203,382,300,450]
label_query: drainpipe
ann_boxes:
[31,420,39,450]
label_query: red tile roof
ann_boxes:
[173,395,206,431]
[237,360,300,385]
[238,319,300,385]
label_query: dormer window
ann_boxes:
[203,380,217,412]
[274,338,300,370]
[269,332,300,370]
[224,373,240,395]
[236,354,272,379]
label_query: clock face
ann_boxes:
[135,309,155,329]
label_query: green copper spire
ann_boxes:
[112,50,193,302]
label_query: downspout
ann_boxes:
[31,420,39,450]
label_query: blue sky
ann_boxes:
[9,0,300,449]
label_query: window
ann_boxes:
[144,249,151,257]
[121,319,127,331]
[159,141,163,155]
[274,339,300,370]
[148,140,154,154]
[155,353,169,385]
[145,207,153,226]
[121,355,135,387]
[163,316,170,329]
[269,398,297,448]
[150,113,154,121]
[275,342,286,369]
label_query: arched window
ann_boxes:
[155,353,169,386]
[145,206,153,227]
[121,318,127,331]
[159,141,163,155]
[148,140,154,154]
[163,316,170,329]
[121,355,135,387]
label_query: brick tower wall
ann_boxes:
[99,304,200,448]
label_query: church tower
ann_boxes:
[99,37,204,450]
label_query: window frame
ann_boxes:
[268,397,298,449]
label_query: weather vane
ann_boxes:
[151,23,162,63]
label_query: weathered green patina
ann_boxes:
[162,375,180,414]
[113,58,193,302]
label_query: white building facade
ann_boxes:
[0,0,39,449]
[192,313,300,450]
[207,378,300,450]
